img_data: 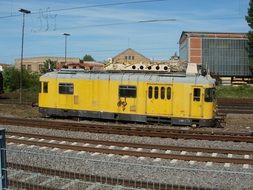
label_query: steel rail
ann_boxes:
[217,98,253,114]
[7,138,253,165]
[1,117,253,143]
[7,131,253,155]
[0,116,250,136]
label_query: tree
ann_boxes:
[3,67,20,92]
[83,54,95,61]
[3,66,40,92]
[246,0,253,72]
[41,59,57,73]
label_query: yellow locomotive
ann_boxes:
[39,70,216,127]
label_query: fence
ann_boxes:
[0,89,38,105]
[0,129,252,189]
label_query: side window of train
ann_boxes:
[148,86,152,99]
[205,88,215,102]
[193,88,201,101]
[43,82,48,93]
[119,85,136,98]
[154,86,159,99]
[59,83,74,94]
[160,87,165,99]
[167,87,171,100]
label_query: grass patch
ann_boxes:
[216,85,253,98]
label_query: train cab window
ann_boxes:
[148,86,153,99]
[161,87,165,99]
[167,87,171,100]
[193,88,201,101]
[119,85,136,98]
[154,86,159,99]
[59,83,74,94]
[43,82,48,93]
[205,88,215,102]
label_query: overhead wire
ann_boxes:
[0,0,168,19]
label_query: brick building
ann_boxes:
[179,31,252,77]
[15,56,80,73]
[112,48,150,65]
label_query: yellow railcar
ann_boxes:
[39,70,216,126]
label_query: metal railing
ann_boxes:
[2,146,253,190]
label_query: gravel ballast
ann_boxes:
[2,123,253,190]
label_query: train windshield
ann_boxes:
[205,88,215,102]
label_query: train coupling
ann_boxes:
[215,113,226,128]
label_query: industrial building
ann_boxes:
[179,31,252,82]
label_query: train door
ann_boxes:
[146,84,172,116]
[190,87,203,118]
[117,85,137,113]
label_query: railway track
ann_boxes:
[6,131,253,165]
[217,98,253,114]
[7,163,211,190]
[1,116,253,143]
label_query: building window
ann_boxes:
[119,85,136,98]
[39,64,43,71]
[193,88,201,101]
[125,56,128,60]
[161,87,165,99]
[43,82,48,93]
[154,86,159,99]
[128,56,131,60]
[27,65,31,71]
[167,87,171,100]
[59,83,74,94]
[202,38,250,76]
[132,56,134,60]
[148,86,152,99]
[22,65,26,70]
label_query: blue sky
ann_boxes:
[0,0,250,64]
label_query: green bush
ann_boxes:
[216,85,253,98]
[3,66,40,93]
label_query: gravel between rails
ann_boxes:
[2,124,253,151]
[1,124,253,190]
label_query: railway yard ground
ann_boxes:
[0,102,252,189]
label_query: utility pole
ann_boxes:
[19,8,31,104]
[63,33,70,63]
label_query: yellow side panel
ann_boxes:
[171,84,189,118]
[146,84,172,116]
[39,78,215,120]
[39,79,57,108]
